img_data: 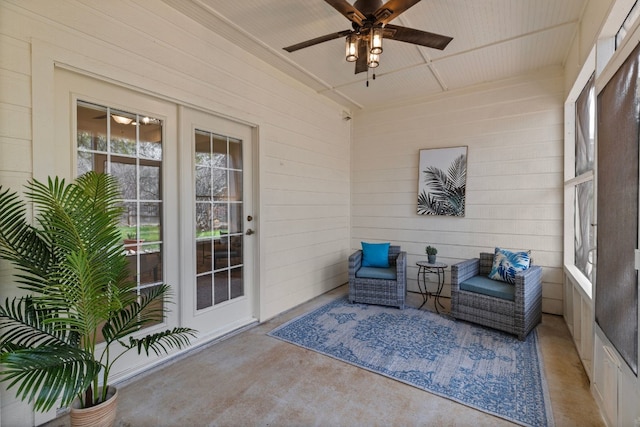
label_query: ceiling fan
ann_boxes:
[283,0,453,75]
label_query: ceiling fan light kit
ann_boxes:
[284,0,453,84]
[369,26,383,54]
[367,51,380,68]
[346,33,359,61]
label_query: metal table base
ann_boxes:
[416,261,447,313]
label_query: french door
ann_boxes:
[180,107,256,336]
[56,68,256,341]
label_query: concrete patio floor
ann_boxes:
[42,284,605,427]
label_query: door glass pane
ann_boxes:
[229,170,243,200]
[122,202,139,247]
[231,267,244,299]
[138,119,162,160]
[140,201,162,242]
[229,139,242,169]
[229,204,243,234]
[196,202,212,238]
[140,285,163,328]
[214,270,230,304]
[229,235,243,268]
[77,102,107,151]
[214,236,229,270]
[195,130,212,165]
[212,169,227,201]
[196,275,212,310]
[195,130,244,310]
[195,167,212,201]
[111,157,137,200]
[213,135,226,166]
[78,151,94,176]
[140,248,162,286]
[196,241,212,275]
[140,163,161,200]
[111,110,137,155]
[213,203,228,234]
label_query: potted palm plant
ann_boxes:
[0,172,196,427]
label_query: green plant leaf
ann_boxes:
[0,346,100,412]
[127,327,198,357]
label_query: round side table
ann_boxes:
[416,261,448,313]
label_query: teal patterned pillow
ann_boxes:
[488,247,531,284]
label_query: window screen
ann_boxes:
[596,42,640,376]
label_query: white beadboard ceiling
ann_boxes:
[162,0,587,110]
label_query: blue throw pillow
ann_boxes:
[361,242,390,268]
[488,247,530,284]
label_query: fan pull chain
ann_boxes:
[365,68,377,87]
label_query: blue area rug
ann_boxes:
[268,296,554,427]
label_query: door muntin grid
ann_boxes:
[195,130,244,309]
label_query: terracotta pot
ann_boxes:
[70,386,118,427]
[123,239,144,252]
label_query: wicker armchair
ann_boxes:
[450,252,542,340]
[348,245,407,309]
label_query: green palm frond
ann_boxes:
[0,297,79,351]
[46,251,125,335]
[0,346,100,412]
[0,188,55,294]
[127,327,198,357]
[102,284,172,344]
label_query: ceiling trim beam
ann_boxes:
[162,0,364,109]
[394,15,449,91]
[327,18,580,90]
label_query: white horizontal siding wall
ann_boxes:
[352,67,565,315]
[0,1,350,424]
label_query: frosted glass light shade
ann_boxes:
[346,34,359,62]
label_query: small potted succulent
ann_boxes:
[426,245,438,263]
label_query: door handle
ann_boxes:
[246,229,255,235]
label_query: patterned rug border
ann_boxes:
[268,296,554,427]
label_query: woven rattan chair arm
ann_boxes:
[514,264,543,304]
[515,264,543,285]
[348,250,363,277]
[396,251,407,281]
[450,258,480,289]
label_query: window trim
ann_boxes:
[564,48,596,299]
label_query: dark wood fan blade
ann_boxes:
[283,30,352,52]
[373,0,421,25]
[384,24,452,50]
[355,41,368,74]
[325,0,366,26]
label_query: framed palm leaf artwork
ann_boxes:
[417,146,467,216]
